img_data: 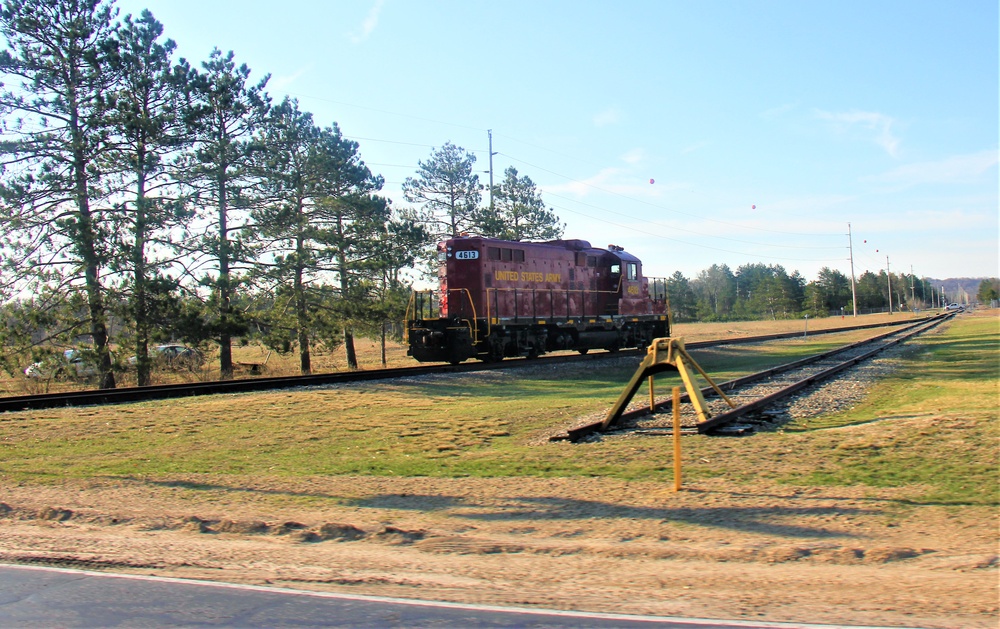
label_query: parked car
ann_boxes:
[945,303,964,311]
[128,344,204,369]
[24,349,98,380]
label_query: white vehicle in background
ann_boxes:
[944,303,964,312]
[24,349,98,380]
[128,344,204,369]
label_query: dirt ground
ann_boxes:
[0,474,995,628]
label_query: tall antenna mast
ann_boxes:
[488,129,496,212]
[847,223,858,317]
[886,255,893,314]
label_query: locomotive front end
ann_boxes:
[406,238,485,365]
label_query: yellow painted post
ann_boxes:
[648,375,655,411]
[673,386,682,491]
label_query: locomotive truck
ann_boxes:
[407,236,670,364]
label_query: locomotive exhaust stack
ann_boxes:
[407,236,670,365]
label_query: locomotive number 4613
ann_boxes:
[455,250,479,260]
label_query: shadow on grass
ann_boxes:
[117,476,875,538]
[344,492,873,539]
[100,475,1000,533]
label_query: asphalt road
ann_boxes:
[0,564,907,629]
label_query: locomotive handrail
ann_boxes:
[404,291,425,345]
[407,288,480,341]
[406,290,441,321]
[447,288,479,345]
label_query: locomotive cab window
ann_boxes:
[610,263,621,275]
[627,263,638,281]
[488,247,500,260]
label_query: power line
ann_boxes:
[344,131,847,262]
[551,202,847,264]
[296,92,851,259]
[544,190,844,251]
[283,91,484,134]
[501,152,837,238]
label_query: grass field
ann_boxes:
[0,311,995,508]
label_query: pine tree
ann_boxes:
[402,142,482,241]
[475,166,563,241]
[250,98,381,373]
[0,0,122,388]
[107,9,191,385]
[178,48,270,379]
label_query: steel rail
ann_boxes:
[557,313,953,441]
[0,315,943,414]
[695,314,951,433]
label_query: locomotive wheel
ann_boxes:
[487,335,507,362]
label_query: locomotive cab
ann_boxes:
[604,245,655,316]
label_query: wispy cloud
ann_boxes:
[269,67,310,93]
[620,148,644,164]
[543,167,624,196]
[349,0,385,44]
[680,140,709,155]
[760,102,799,119]
[542,167,685,199]
[862,150,999,188]
[815,109,901,157]
[593,107,621,127]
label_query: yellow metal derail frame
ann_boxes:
[600,337,735,431]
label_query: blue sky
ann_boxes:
[115,0,998,282]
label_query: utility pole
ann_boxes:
[886,256,893,314]
[847,223,858,317]
[910,265,916,306]
[487,129,497,212]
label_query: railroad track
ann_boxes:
[556,312,955,441]
[0,315,943,414]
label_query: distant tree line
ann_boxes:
[665,263,953,323]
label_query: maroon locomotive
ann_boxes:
[407,236,670,364]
